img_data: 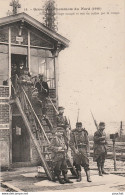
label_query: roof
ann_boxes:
[0,12,69,48]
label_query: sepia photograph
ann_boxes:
[0,0,125,193]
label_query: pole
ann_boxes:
[120,121,123,139]
[77,108,80,123]
[112,139,117,171]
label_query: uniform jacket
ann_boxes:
[49,134,67,162]
[56,114,69,129]
[93,130,107,161]
[35,81,49,98]
[69,128,90,154]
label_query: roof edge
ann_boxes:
[0,12,70,47]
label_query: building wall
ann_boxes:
[0,86,10,168]
[0,21,59,168]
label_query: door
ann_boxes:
[11,54,27,97]
[11,54,27,77]
[12,116,30,162]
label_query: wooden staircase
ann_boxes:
[11,80,77,180]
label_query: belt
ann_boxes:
[78,144,86,148]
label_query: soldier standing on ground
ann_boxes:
[69,122,92,182]
[49,129,73,184]
[93,122,108,176]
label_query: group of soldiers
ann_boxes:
[13,67,49,116]
[14,67,108,185]
[50,107,108,184]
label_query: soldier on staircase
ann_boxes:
[49,129,73,184]
[17,67,33,111]
[56,107,70,148]
[35,74,49,115]
[57,107,69,130]
[69,122,92,182]
[93,122,108,176]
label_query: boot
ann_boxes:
[101,164,108,174]
[57,175,65,184]
[63,173,73,183]
[98,165,103,176]
[77,171,82,182]
[85,170,92,182]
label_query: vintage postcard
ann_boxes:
[0,0,125,193]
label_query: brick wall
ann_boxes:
[0,86,9,97]
[0,86,10,168]
[0,129,10,168]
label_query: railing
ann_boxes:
[11,75,50,144]
[89,140,125,161]
[11,75,54,180]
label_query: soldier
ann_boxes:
[93,122,108,176]
[35,74,49,114]
[56,107,70,149]
[17,67,33,110]
[69,122,92,182]
[56,107,69,130]
[49,130,73,184]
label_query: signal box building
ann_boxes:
[0,12,69,169]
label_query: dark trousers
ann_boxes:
[73,153,89,172]
[53,158,68,176]
[97,154,106,167]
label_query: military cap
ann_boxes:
[58,106,65,111]
[99,122,105,126]
[76,122,82,127]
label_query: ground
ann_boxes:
[1,164,125,192]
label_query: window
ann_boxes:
[46,57,55,88]
[0,53,9,86]
[30,49,56,89]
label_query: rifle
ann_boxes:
[90,110,99,131]
[73,131,89,161]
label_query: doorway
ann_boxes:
[12,116,30,162]
[11,54,27,96]
[11,54,27,77]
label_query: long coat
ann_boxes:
[93,130,107,161]
[69,129,90,165]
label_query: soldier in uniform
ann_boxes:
[17,67,33,110]
[93,122,108,176]
[56,107,69,130]
[69,122,92,182]
[35,74,49,115]
[56,106,70,149]
[49,129,73,184]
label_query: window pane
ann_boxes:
[30,56,39,76]
[38,57,46,76]
[46,58,55,88]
